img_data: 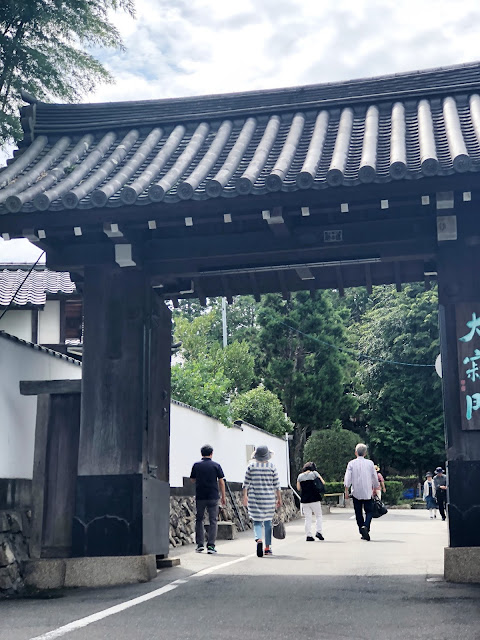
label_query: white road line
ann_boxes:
[28,584,179,640]
[28,552,258,640]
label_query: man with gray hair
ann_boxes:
[344,443,379,541]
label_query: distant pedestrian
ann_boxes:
[423,472,437,518]
[344,443,379,541]
[434,467,448,521]
[190,444,226,554]
[374,465,386,499]
[297,462,325,541]
[242,446,282,557]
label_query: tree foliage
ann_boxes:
[256,291,358,472]
[230,385,293,437]
[353,284,444,476]
[0,0,135,146]
[303,426,360,482]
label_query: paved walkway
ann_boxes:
[1,509,479,640]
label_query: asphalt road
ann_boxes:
[1,509,479,640]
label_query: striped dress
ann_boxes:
[243,460,280,521]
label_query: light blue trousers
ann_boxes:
[253,520,272,547]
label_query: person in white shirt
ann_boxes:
[344,443,379,541]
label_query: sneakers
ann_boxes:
[196,545,204,553]
[256,539,264,557]
[360,526,370,541]
[264,547,273,556]
[315,532,324,541]
[207,545,217,554]
[306,536,315,541]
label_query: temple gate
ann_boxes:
[1,62,480,579]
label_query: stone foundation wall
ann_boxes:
[0,510,30,597]
[169,489,299,548]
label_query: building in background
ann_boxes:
[0,264,82,358]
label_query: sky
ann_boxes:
[2,0,480,262]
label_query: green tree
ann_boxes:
[230,385,293,437]
[171,305,257,422]
[171,358,231,424]
[0,0,135,146]
[354,284,444,476]
[257,291,358,473]
[303,425,359,481]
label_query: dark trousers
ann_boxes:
[195,498,219,546]
[436,490,447,520]
[352,496,374,532]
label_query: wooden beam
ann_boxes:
[335,266,345,297]
[20,379,82,396]
[221,275,233,304]
[394,262,402,292]
[31,309,39,344]
[249,273,261,302]
[365,264,372,294]
[278,271,290,300]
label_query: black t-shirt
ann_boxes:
[190,458,225,500]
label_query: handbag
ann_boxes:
[272,512,286,539]
[314,475,325,497]
[372,495,388,518]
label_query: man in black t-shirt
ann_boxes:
[190,444,226,554]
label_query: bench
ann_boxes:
[323,493,345,507]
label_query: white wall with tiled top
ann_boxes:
[0,338,290,488]
[0,334,81,478]
[170,402,289,488]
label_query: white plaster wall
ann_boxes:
[0,335,82,479]
[38,300,60,344]
[170,402,289,488]
[0,310,31,342]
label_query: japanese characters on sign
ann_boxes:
[458,309,480,430]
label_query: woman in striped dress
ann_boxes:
[242,446,282,557]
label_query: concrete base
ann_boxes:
[444,547,480,583]
[216,521,237,540]
[24,555,157,590]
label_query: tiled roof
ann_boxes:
[2,62,480,213]
[0,267,75,306]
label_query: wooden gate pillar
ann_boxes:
[73,266,171,557]
[437,239,480,578]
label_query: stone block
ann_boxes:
[24,559,66,590]
[0,567,14,591]
[321,504,330,515]
[0,513,10,533]
[0,540,15,567]
[64,555,157,588]
[444,547,480,583]
[156,556,180,568]
[217,521,237,540]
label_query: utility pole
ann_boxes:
[222,297,227,348]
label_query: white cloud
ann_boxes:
[88,0,480,104]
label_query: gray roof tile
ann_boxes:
[2,62,480,213]
[0,268,76,306]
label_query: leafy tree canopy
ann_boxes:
[353,284,444,476]
[303,425,360,482]
[230,385,293,437]
[0,0,135,146]
[256,290,358,471]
